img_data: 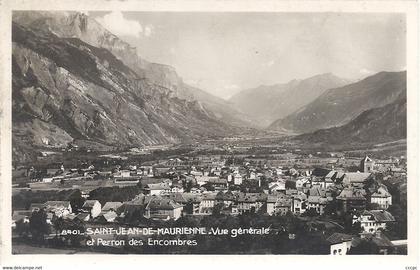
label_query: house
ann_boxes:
[199,193,217,214]
[153,167,172,177]
[43,201,72,217]
[180,193,202,215]
[215,191,236,207]
[144,197,183,220]
[370,185,392,209]
[144,183,171,195]
[296,177,310,189]
[266,195,278,215]
[233,173,243,185]
[355,210,395,233]
[307,196,322,215]
[195,176,219,186]
[269,180,286,192]
[291,193,307,214]
[326,233,354,255]
[276,198,292,216]
[267,194,292,216]
[336,188,367,213]
[360,156,375,173]
[170,184,184,193]
[208,177,228,190]
[323,170,346,186]
[311,168,331,178]
[82,200,102,218]
[342,172,373,188]
[75,212,90,222]
[236,193,267,214]
[12,210,31,229]
[96,211,118,223]
[101,202,123,213]
[114,170,131,178]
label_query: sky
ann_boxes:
[89,11,406,100]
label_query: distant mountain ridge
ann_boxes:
[295,97,406,144]
[229,73,350,127]
[269,71,406,133]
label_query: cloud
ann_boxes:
[144,25,153,37]
[224,84,240,90]
[263,60,275,67]
[359,68,375,75]
[96,11,144,38]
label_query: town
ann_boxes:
[11,142,408,254]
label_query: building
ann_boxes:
[101,202,123,213]
[370,185,392,209]
[326,233,354,255]
[360,156,375,173]
[356,210,395,233]
[144,197,183,220]
[336,188,366,213]
[215,191,236,207]
[233,173,243,185]
[292,193,307,214]
[269,180,286,192]
[144,183,171,195]
[236,193,267,214]
[306,196,328,215]
[43,201,72,217]
[199,193,217,214]
[82,200,102,218]
[342,172,373,188]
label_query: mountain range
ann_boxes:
[229,73,350,127]
[295,97,406,145]
[12,18,238,162]
[269,71,406,133]
[12,11,251,128]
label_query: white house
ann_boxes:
[326,233,353,255]
[145,183,171,195]
[355,210,395,233]
[370,185,392,209]
[82,200,102,218]
[233,173,243,185]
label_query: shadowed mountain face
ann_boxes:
[12,11,251,128]
[229,73,350,127]
[12,22,235,162]
[269,71,406,133]
[295,97,406,145]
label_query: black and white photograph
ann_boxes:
[0,0,419,269]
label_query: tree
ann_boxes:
[348,239,378,254]
[29,210,50,244]
[303,208,319,217]
[212,203,224,216]
[15,220,30,238]
[69,190,86,212]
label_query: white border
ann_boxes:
[0,1,418,270]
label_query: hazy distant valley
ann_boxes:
[11,11,407,163]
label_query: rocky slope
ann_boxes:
[12,11,249,128]
[229,73,349,127]
[295,97,406,144]
[269,71,406,133]
[12,22,233,162]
